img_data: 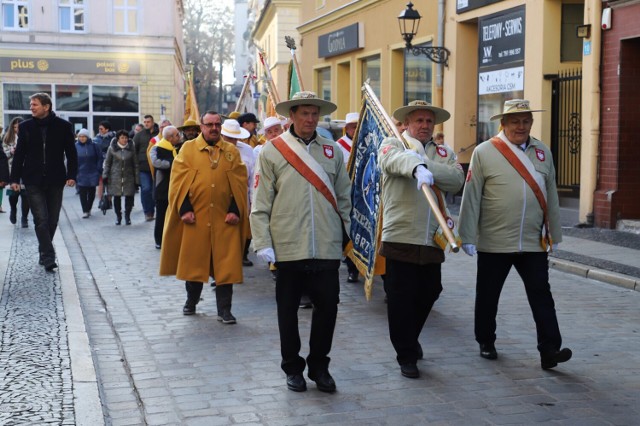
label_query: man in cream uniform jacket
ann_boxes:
[458,99,571,370]
[378,100,464,379]
[250,91,351,394]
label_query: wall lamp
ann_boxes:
[398,2,450,66]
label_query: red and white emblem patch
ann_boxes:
[382,145,392,155]
[253,173,260,189]
[466,168,472,182]
[323,145,334,159]
[535,148,545,162]
[436,146,448,158]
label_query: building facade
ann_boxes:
[0,0,186,136]
[249,0,638,229]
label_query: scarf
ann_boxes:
[156,138,176,157]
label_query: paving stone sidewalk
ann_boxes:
[57,188,640,425]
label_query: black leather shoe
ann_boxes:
[286,374,307,392]
[308,371,336,393]
[217,311,237,324]
[242,258,253,266]
[44,261,58,272]
[183,302,196,315]
[400,363,420,379]
[480,343,498,360]
[541,348,572,370]
[299,295,313,309]
[347,272,359,283]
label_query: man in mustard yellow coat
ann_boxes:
[160,110,248,323]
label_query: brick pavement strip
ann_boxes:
[43,188,640,424]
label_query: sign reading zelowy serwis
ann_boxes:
[0,57,141,74]
[318,23,364,58]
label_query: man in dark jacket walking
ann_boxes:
[10,92,77,271]
[133,114,158,221]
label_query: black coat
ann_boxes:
[11,112,78,186]
[0,149,9,183]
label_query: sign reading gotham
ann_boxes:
[0,57,141,74]
[318,23,363,58]
[478,7,525,67]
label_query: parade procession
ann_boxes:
[0,1,639,424]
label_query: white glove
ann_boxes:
[256,247,276,264]
[413,165,434,190]
[462,244,477,257]
[404,148,423,161]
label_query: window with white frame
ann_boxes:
[114,0,138,34]
[2,0,29,30]
[59,0,85,32]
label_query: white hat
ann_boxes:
[489,99,545,121]
[393,100,451,124]
[220,119,250,140]
[263,116,286,130]
[275,91,337,116]
[345,112,359,124]
[77,128,91,138]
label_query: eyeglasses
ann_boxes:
[201,122,222,129]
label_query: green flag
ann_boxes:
[287,60,301,100]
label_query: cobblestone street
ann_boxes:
[1,187,639,425]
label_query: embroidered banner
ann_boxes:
[347,87,393,299]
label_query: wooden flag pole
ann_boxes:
[285,36,305,92]
[257,48,281,105]
[236,67,253,113]
[362,82,459,252]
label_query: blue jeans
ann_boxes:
[139,170,154,216]
[25,184,65,265]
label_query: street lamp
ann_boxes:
[398,2,450,66]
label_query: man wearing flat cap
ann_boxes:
[458,99,571,370]
[237,112,261,148]
[378,100,464,379]
[250,91,351,393]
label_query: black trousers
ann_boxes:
[77,186,96,213]
[113,195,134,214]
[154,199,168,246]
[384,258,442,366]
[275,265,340,376]
[474,252,562,354]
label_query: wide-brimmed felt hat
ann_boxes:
[275,91,337,116]
[490,99,545,121]
[393,100,451,125]
[228,111,241,120]
[263,116,286,130]
[237,112,260,125]
[221,119,250,140]
[177,119,200,131]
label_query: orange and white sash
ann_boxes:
[271,135,339,214]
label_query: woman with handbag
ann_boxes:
[3,117,31,227]
[102,130,139,225]
[75,128,103,218]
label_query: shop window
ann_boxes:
[317,67,331,103]
[361,55,381,100]
[404,43,432,104]
[114,0,138,34]
[59,0,85,32]
[56,85,90,111]
[92,85,139,112]
[3,83,51,110]
[2,0,29,30]
[561,4,583,62]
